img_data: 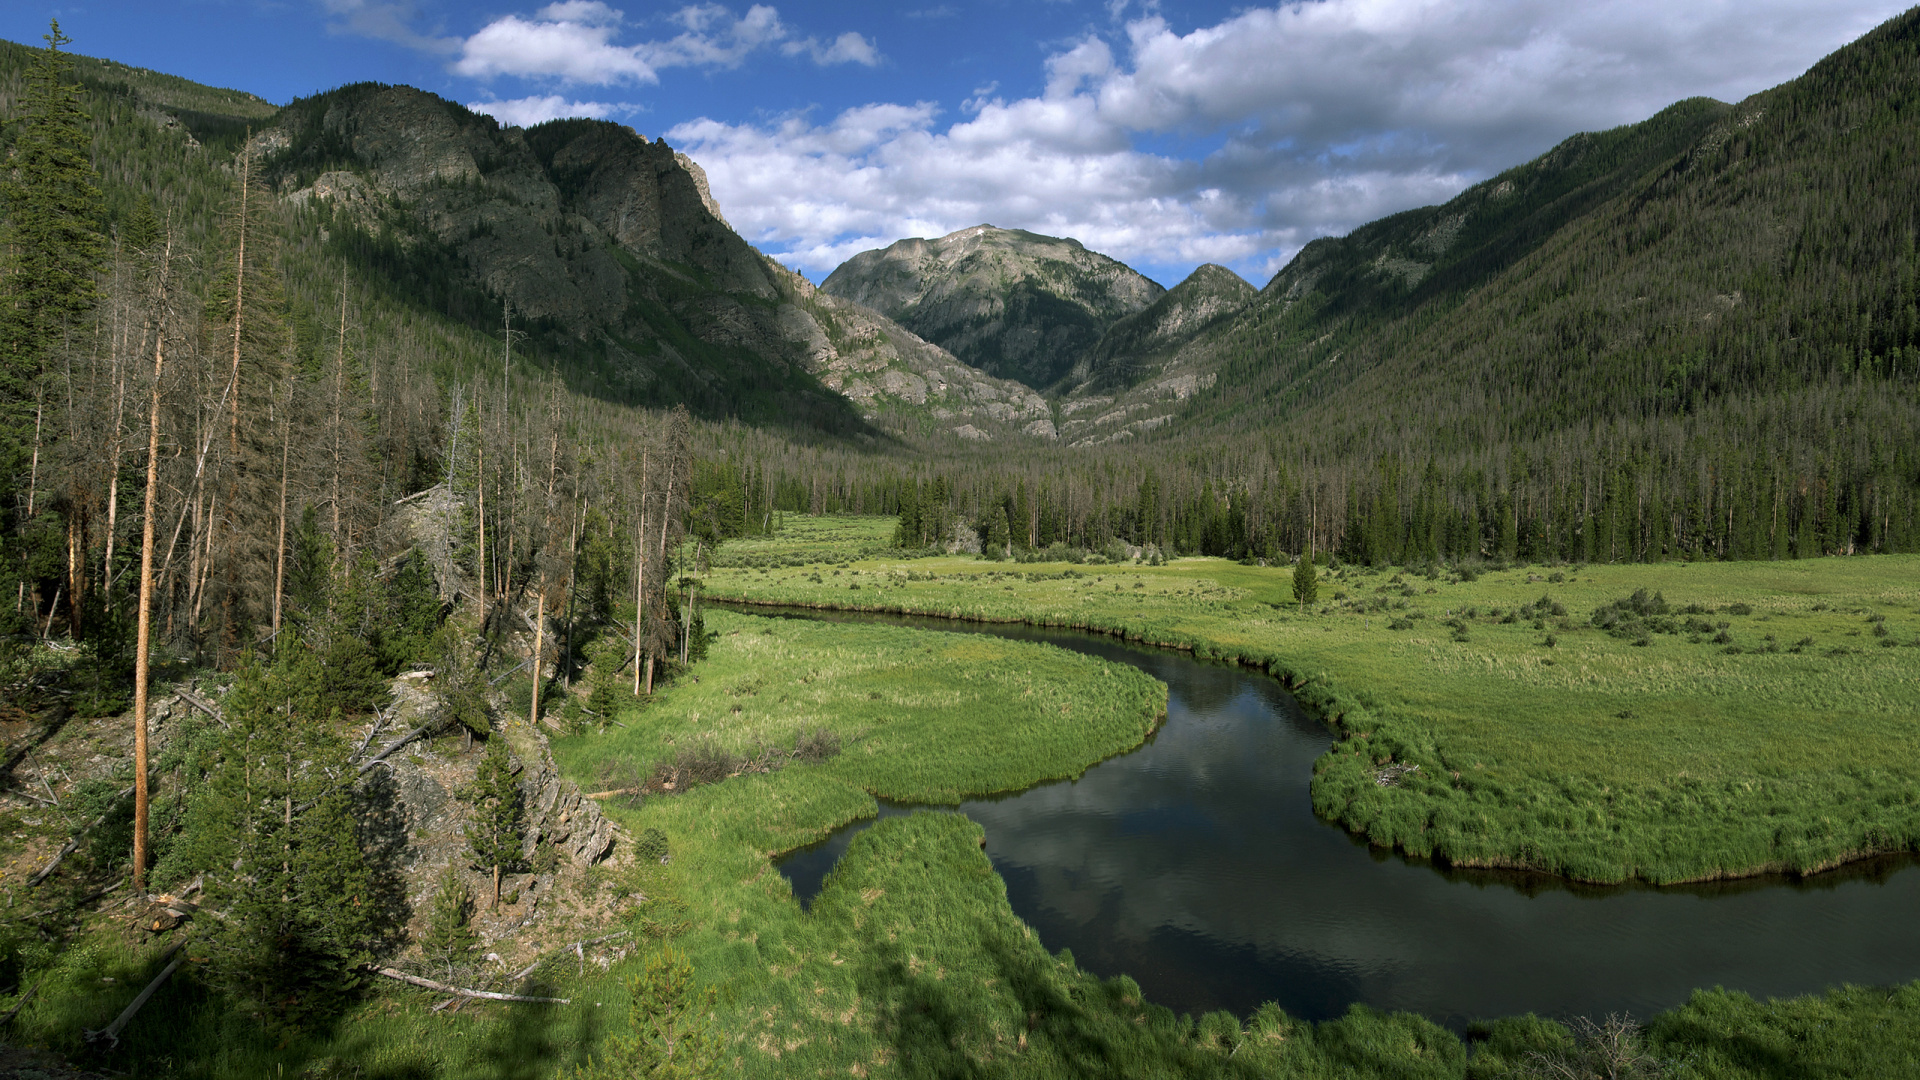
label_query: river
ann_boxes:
[752,606,1920,1028]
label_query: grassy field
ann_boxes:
[545,608,1920,1078]
[541,609,1546,1078]
[700,518,1920,885]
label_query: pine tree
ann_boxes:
[0,21,104,448]
[1293,545,1319,611]
[420,868,479,977]
[168,653,378,1026]
[575,946,721,1080]
[465,736,526,907]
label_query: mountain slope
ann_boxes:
[820,225,1165,390]
[254,85,1051,442]
[1195,11,1920,442]
[1057,264,1254,444]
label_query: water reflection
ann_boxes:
[747,605,1920,1026]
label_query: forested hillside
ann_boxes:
[860,10,1920,566]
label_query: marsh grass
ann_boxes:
[702,517,1920,885]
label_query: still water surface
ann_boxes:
[759,607,1920,1027]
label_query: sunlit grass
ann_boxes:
[704,517,1920,884]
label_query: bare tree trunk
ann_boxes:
[476,395,487,600]
[331,272,347,553]
[529,590,545,727]
[633,451,648,696]
[272,389,291,638]
[562,498,579,692]
[226,142,252,462]
[131,234,172,895]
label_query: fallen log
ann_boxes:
[373,966,569,1004]
[177,691,223,725]
[85,940,186,1048]
[583,787,641,801]
[28,784,135,887]
[0,977,39,1026]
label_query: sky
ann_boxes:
[4,1,1908,287]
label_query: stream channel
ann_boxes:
[747,605,1920,1028]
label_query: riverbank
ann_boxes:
[702,519,1920,885]
[549,604,1920,1078]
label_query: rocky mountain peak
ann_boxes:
[820,224,1164,390]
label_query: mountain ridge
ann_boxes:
[820,224,1165,391]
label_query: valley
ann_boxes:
[0,7,1919,1080]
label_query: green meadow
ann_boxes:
[17,523,1920,1078]
[702,518,1920,885]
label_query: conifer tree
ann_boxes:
[1293,544,1319,611]
[420,868,479,978]
[465,736,526,907]
[0,21,104,450]
[168,652,379,1025]
[575,946,721,1080]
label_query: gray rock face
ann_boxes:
[262,85,1056,442]
[1057,263,1254,445]
[820,225,1165,390]
[1065,263,1254,394]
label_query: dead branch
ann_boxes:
[508,931,631,982]
[84,940,186,1048]
[28,783,135,887]
[583,787,641,801]
[373,966,569,1004]
[177,691,224,726]
[0,977,39,1026]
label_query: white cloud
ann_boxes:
[670,0,1905,282]
[451,3,880,86]
[784,31,882,67]
[454,10,656,83]
[467,95,620,127]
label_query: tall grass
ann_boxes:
[704,520,1920,884]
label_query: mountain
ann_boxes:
[1111,11,1920,472]
[252,84,1053,443]
[820,225,1165,391]
[1056,263,1255,445]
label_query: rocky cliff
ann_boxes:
[261,85,1054,443]
[820,225,1165,391]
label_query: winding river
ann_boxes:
[757,606,1920,1028]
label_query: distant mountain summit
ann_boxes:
[249,83,1052,442]
[820,225,1164,390]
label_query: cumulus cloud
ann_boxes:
[671,0,1902,282]
[451,2,881,86]
[466,94,621,128]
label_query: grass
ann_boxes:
[10,565,1920,1076]
[702,519,1920,885]
[709,514,903,569]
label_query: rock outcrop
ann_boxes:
[260,86,1055,442]
[821,225,1165,391]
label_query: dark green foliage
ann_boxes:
[68,592,133,716]
[1293,553,1319,609]
[382,551,444,670]
[419,868,478,976]
[634,827,669,864]
[434,626,493,738]
[464,737,526,889]
[573,945,720,1079]
[0,21,104,443]
[166,654,381,1027]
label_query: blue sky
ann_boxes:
[5,1,1907,286]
